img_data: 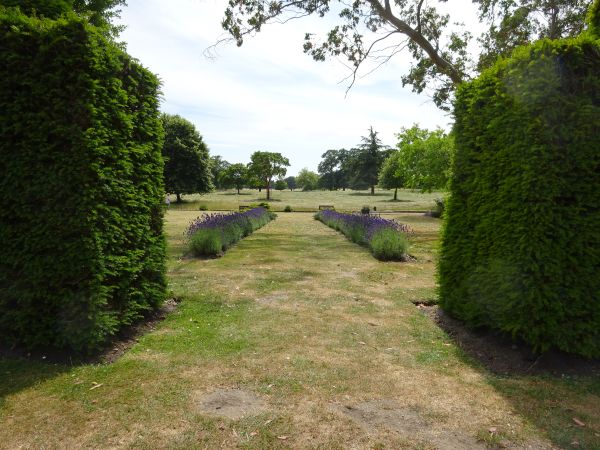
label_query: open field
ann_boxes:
[0,212,598,449]
[168,188,442,212]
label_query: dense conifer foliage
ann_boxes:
[439,15,600,357]
[0,8,166,353]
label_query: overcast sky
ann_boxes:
[118,0,484,176]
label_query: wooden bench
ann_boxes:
[239,205,252,211]
[318,205,335,210]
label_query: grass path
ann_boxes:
[0,213,598,449]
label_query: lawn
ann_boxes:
[0,212,598,448]
[167,188,442,212]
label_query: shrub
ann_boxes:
[199,204,208,211]
[0,9,166,354]
[429,198,445,218]
[361,205,370,214]
[190,229,222,255]
[315,210,410,260]
[370,228,409,261]
[186,207,275,256]
[439,31,600,357]
[284,205,292,212]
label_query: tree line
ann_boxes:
[163,114,452,202]
[162,114,290,202]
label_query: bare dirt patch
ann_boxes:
[419,305,600,376]
[195,388,268,420]
[332,399,484,449]
[255,293,290,306]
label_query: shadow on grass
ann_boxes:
[347,192,390,197]
[417,305,600,449]
[220,192,253,196]
[0,358,69,408]
[249,198,283,202]
[379,199,413,203]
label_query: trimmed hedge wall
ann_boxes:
[439,27,600,357]
[0,8,166,353]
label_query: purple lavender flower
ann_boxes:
[315,210,411,260]
[185,207,270,237]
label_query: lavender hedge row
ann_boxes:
[315,211,411,260]
[186,207,276,256]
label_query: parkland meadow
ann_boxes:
[167,188,441,212]
[1,204,598,449]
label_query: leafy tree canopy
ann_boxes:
[274,179,288,190]
[221,162,248,194]
[475,0,592,69]
[394,124,453,192]
[161,114,213,202]
[318,149,350,190]
[221,0,592,109]
[284,175,297,190]
[210,155,231,190]
[378,152,404,200]
[296,168,320,191]
[248,151,290,200]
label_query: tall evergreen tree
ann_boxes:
[347,127,392,195]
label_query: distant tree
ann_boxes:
[210,155,231,190]
[318,149,350,190]
[245,167,262,191]
[221,163,248,194]
[248,151,290,200]
[274,179,288,191]
[395,125,453,192]
[284,176,297,191]
[346,127,392,195]
[379,152,405,200]
[161,114,213,203]
[296,168,320,191]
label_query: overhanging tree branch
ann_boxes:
[365,0,463,84]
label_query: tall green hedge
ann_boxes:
[0,8,166,353]
[439,30,600,357]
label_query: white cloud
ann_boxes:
[118,0,479,174]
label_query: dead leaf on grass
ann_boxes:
[572,418,585,427]
[277,436,289,440]
[90,383,103,390]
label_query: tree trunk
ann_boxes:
[371,185,375,195]
[237,187,241,195]
[258,187,262,192]
[394,187,398,200]
[267,186,271,200]
[176,192,182,203]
